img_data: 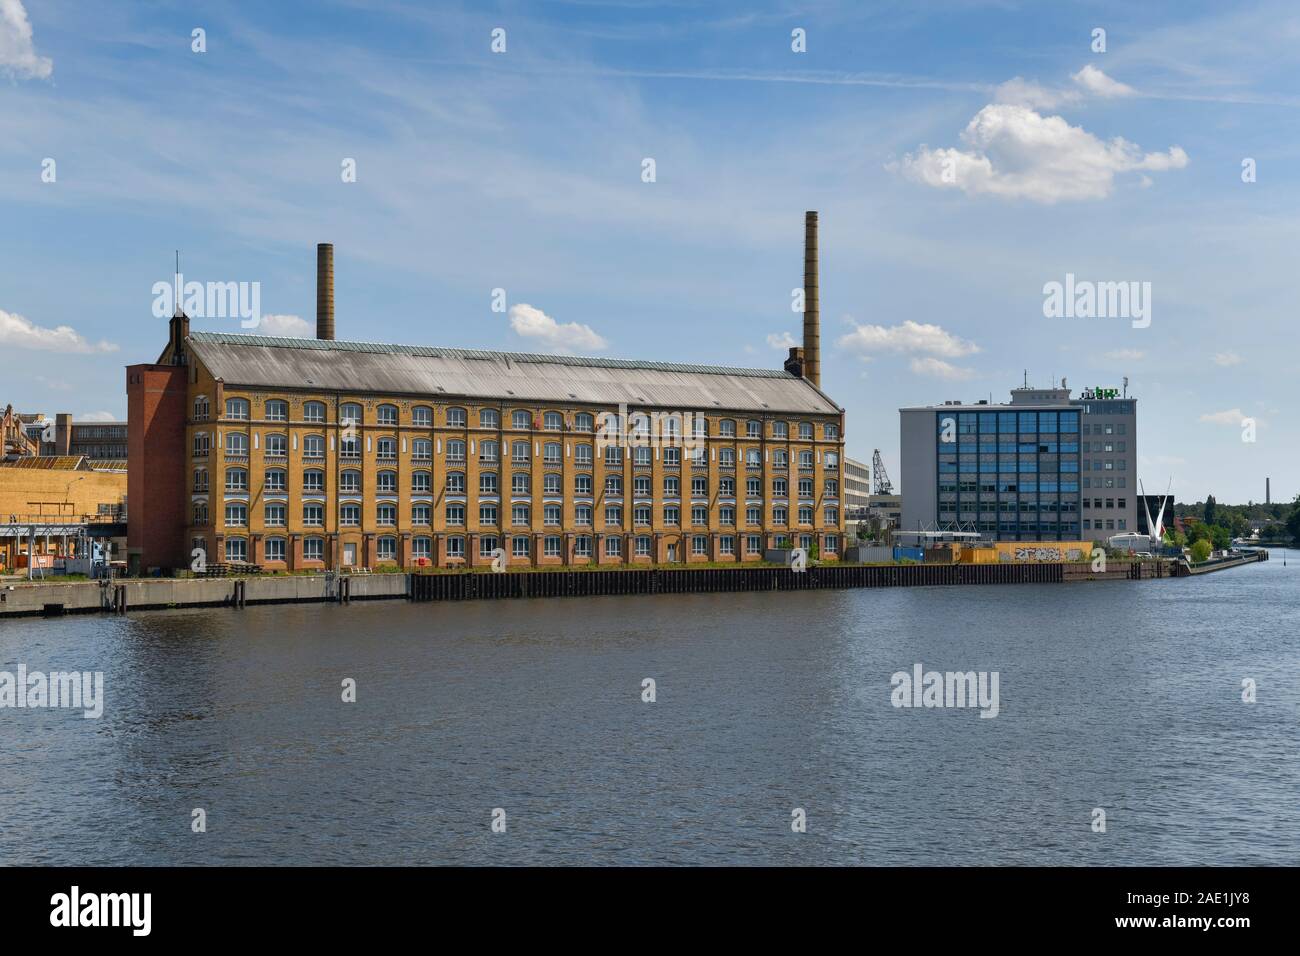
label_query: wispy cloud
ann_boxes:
[1211,351,1244,367]
[766,331,796,350]
[1199,408,1247,425]
[0,308,118,353]
[910,357,975,381]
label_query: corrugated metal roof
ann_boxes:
[0,455,87,470]
[187,332,841,415]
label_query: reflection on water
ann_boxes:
[1,552,1297,865]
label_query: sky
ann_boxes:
[1,0,1296,504]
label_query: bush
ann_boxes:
[1190,539,1212,563]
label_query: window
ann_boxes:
[446,537,465,559]
[774,507,788,525]
[544,504,561,526]
[635,536,651,557]
[664,476,679,496]
[303,504,323,527]
[692,535,708,555]
[193,502,208,524]
[377,471,397,494]
[265,503,286,527]
[633,446,651,466]
[605,536,621,557]
[377,404,398,426]
[340,434,360,459]
[575,537,592,558]
[798,478,813,497]
[192,433,210,457]
[341,504,360,526]
[193,395,210,420]
[720,419,736,437]
[719,448,736,468]
[225,398,249,420]
[824,423,839,440]
[746,449,761,468]
[544,473,562,495]
[265,538,286,562]
[412,438,431,460]
[746,507,760,525]
[479,536,499,558]
[574,412,594,432]
[664,506,680,525]
[512,440,530,464]
[606,475,623,495]
[746,420,761,438]
[544,411,563,431]
[746,478,761,496]
[303,538,324,562]
[413,405,433,427]
[340,402,362,426]
[634,475,651,496]
[720,536,735,555]
[575,444,593,466]
[544,442,561,465]
[304,434,325,458]
[341,470,362,494]
[225,538,247,562]
[691,476,707,496]
[772,421,788,439]
[825,534,839,553]
[512,504,530,526]
[799,451,814,470]
[480,440,499,464]
[447,407,467,427]
[225,503,247,527]
[446,472,465,494]
[692,506,707,525]
[575,505,592,526]
[799,422,814,440]
[412,505,431,526]
[480,473,498,495]
[480,409,499,429]
[825,479,838,496]
[634,506,651,526]
[377,537,397,562]
[720,506,735,525]
[303,401,326,423]
[377,504,396,526]
[192,469,209,492]
[447,440,466,463]
[225,432,248,456]
[266,433,288,457]
[825,507,839,525]
[225,468,248,493]
[412,471,431,493]
[377,438,397,460]
[512,410,531,430]
[798,507,814,524]
[605,506,622,527]
[773,478,788,497]
[413,537,431,559]
[604,446,622,467]
[446,504,465,526]
[480,504,498,526]
[512,536,531,557]
[747,535,761,554]
[663,447,680,467]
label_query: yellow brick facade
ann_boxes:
[183,358,845,570]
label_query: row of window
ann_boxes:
[206,397,841,439]
[203,466,840,498]
[218,533,841,563]
[210,501,841,528]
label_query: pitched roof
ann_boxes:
[186,331,840,415]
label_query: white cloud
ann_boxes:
[507,303,607,353]
[766,331,796,350]
[253,313,313,337]
[0,308,118,353]
[0,0,52,79]
[909,357,975,380]
[1211,351,1243,367]
[1072,65,1136,99]
[896,102,1187,203]
[837,319,979,359]
[77,411,118,422]
[1104,349,1145,361]
[1199,408,1247,425]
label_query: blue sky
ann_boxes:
[2,0,1296,504]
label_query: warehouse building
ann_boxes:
[127,219,846,573]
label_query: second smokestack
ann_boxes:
[316,242,335,341]
[803,211,820,388]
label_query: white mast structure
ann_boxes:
[1140,478,1173,544]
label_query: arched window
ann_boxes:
[265,399,288,422]
[512,410,531,429]
[303,401,326,423]
[377,403,399,425]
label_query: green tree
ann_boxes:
[1204,495,1217,526]
[1287,496,1300,543]
[1210,525,1232,550]
[1190,539,1212,563]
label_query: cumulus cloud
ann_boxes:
[897,103,1188,203]
[909,357,975,381]
[994,76,1078,111]
[1211,351,1243,367]
[1199,408,1247,425]
[837,319,980,359]
[0,308,118,353]
[77,411,118,422]
[0,0,52,79]
[1072,64,1136,99]
[766,331,797,350]
[508,303,607,353]
[253,313,313,337]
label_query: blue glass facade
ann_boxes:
[934,408,1081,540]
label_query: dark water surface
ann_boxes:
[2,552,1298,865]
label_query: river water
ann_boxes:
[2,551,1297,866]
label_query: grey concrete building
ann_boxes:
[900,383,1137,543]
[844,456,872,519]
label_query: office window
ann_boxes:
[604,446,622,467]
[512,536,530,557]
[480,472,498,495]
[226,468,248,493]
[480,409,499,429]
[719,535,735,555]
[265,469,287,493]
[264,503,285,527]
[544,442,561,465]
[575,505,592,526]
[377,438,397,460]
[226,432,248,456]
[604,536,621,557]
[575,537,592,558]
[265,399,288,422]
[544,536,561,557]
[303,434,325,458]
[412,505,431,526]
[479,536,499,558]
[412,405,433,427]
[664,476,679,496]
[377,504,396,526]
[824,423,839,440]
[773,507,788,525]
[303,504,323,527]
[746,535,761,554]
[303,401,326,423]
[225,398,249,420]
[772,421,788,439]
[377,536,397,561]
[225,538,247,562]
[377,471,397,494]
[799,422,814,440]
[480,504,498,526]
[664,506,680,525]
[447,407,467,427]
[720,419,736,437]
[446,472,465,494]
[340,402,363,426]
[605,505,622,527]
[635,536,651,556]
[512,473,531,495]
[664,447,680,466]
[544,411,563,431]
[746,420,761,438]
[303,537,324,561]
[341,504,360,526]
[512,504,530,526]
[513,410,531,430]
[412,537,431,559]
[575,444,593,466]
[446,504,465,526]
[544,504,561,526]
[574,412,594,432]
[412,438,432,461]
[692,535,708,555]
[225,503,247,527]
[480,440,499,464]
[446,537,465,559]
[634,506,651,526]
[691,476,707,496]
[575,474,592,496]
[634,446,652,466]
[263,537,285,562]
[544,473,562,495]
[512,440,530,464]
[720,506,735,525]
[692,506,707,526]
[746,507,760,525]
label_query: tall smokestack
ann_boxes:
[316,242,335,341]
[803,211,820,388]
